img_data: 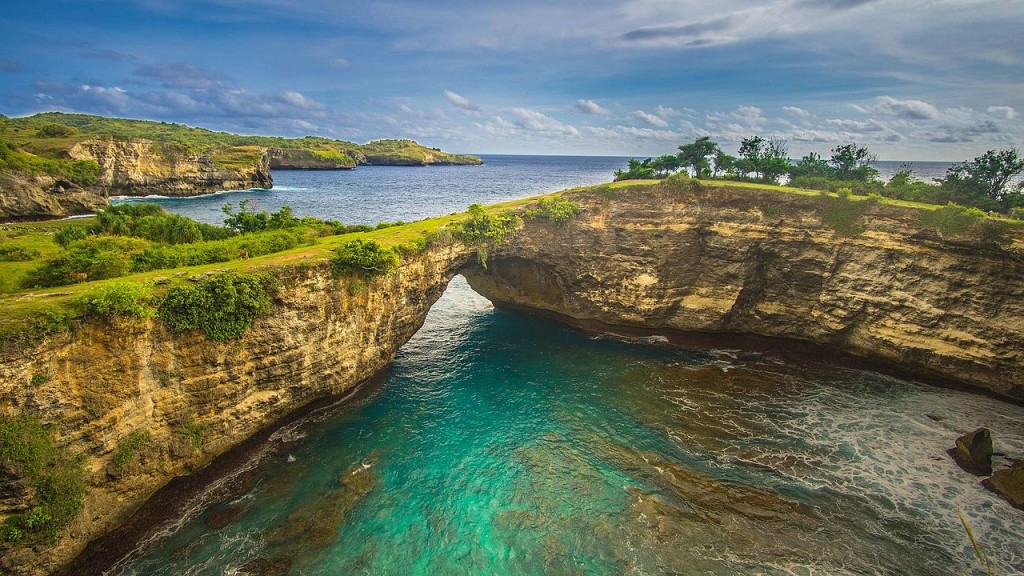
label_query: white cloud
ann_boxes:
[443,90,481,115]
[783,106,813,118]
[506,107,579,135]
[987,106,1018,120]
[330,57,351,68]
[572,99,610,115]
[629,109,669,127]
[871,96,939,120]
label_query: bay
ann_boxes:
[107,154,1021,576]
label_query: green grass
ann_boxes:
[0,113,480,175]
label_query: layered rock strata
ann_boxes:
[464,185,1024,400]
[0,245,471,575]
[69,139,272,197]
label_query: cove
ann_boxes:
[109,276,1024,575]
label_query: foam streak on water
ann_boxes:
[114,276,1024,576]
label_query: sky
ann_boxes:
[0,0,1021,160]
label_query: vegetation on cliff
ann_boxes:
[0,414,87,544]
[616,136,1024,216]
[160,272,277,341]
[0,112,481,175]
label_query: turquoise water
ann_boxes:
[113,277,1024,575]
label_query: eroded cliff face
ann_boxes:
[0,173,106,221]
[69,139,272,197]
[0,245,471,575]
[464,186,1024,400]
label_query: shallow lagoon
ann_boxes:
[113,276,1024,575]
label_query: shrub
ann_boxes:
[525,197,581,225]
[159,272,276,341]
[0,413,87,544]
[23,236,149,288]
[454,204,521,245]
[330,239,399,279]
[919,203,985,237]
[35,124,78,138]
[1010,207,1024,221]
[816,191,874,236]
[53,225,88,248]
[75,283,155,318]
[30,373,49,387]
[0,245,40,262]
[30,306,73,336]
[177,415,205,451]
[109,430,151,476]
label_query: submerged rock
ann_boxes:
[948,427,993,476]
[205,504,248,530]
[984,461,1024,510]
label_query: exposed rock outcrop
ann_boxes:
[984,461,1024,510]
[3,182,1024,574]
[0,245,472,575]
[0,172,106,221]
[948,427,994,475]
[464,184,1024,400]
[69,138,272,197]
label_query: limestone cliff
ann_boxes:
[464,184,1024,400]
[3,181,1024,574]
[0,245,472,575]
[69,139,273,197]
[0,173,105,222]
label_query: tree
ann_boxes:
[938,148,1024,212]
[789,152,830,179]
[829,144,879,181]
[736,136,791,184]
[677,137,720,179]
[736,136,765,179]
[760,138,791,184]
[649,154,682,177]
[713,150,737,177]
[613,158,656,181]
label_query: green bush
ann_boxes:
[23,236,148,288]
[159,272,276,341]
[525,197,581,225]
[0,245,40,262]
[816,191,874,236]
[109,430,151,475]
[75,283,155,318]
[35,124,78,138]
[0,414,87,544]
[177,415,205,451]
[330,239,399,278]
[454,204,521,245]
[53,225,89,248]
[30,373,49,387]
[919,203,985,237]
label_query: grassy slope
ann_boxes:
[0,113,481,172]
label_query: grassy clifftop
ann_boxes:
[0,112,481,174]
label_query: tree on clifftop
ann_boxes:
[939,148,1024,212]
[829,143,879,181]
[677,137,720,179]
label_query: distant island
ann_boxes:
[0,112,482,221]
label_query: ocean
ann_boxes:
[109,155,1024,575]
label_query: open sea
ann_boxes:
[110,155,1023,575]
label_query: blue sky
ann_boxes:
[1,0,1021,160]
